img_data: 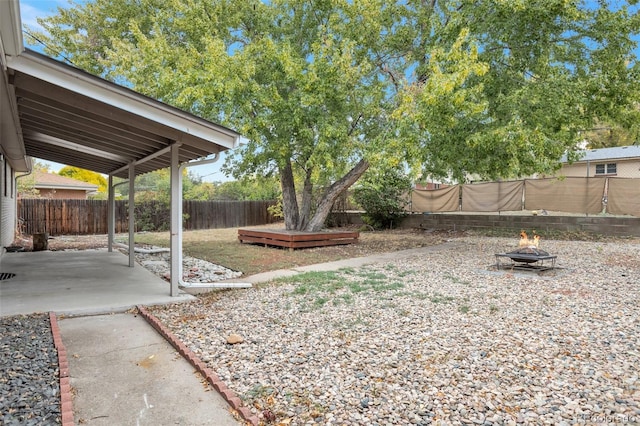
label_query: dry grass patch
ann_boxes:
[133,225,459,276]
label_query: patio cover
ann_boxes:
[1,0,242,296]
[5,49,239,177]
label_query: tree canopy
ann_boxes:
[58,166,108,194]
[581,119,639,148]
[29,0,640,230]
[17,161,49,198]
[125,168,279,202]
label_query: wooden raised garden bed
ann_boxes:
[238,228,359,249]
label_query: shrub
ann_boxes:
[352,168,411,230]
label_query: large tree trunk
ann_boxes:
[305,159,370,232]
[297,169,314,231]
[280,161,299,230]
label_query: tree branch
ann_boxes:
[306,158,370,231]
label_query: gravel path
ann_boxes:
[133,247,242,282]
[0,314,60,425]
[148,236,640,425]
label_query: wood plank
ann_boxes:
[237,235,295,248]
[238,235,358,249]
[285,238,358,248]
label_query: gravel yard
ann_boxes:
[0,314,60,425]
[147,236,640,426]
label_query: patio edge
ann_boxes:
[49,312,74,426]
[136,305,259,426]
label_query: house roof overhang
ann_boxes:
[561,146,640,164]
[33,171,99,191]
[6,50,240,178]
[1,0,240,178]
[35,183,97,191]
[0,0,29,172]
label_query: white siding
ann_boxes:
[559,158,640,178]
[1,157,17,253]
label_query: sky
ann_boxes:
[18,0,234,182]
[17,0,640,178]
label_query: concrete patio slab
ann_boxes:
[0,250,194,317]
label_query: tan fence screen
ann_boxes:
[607,178,640,216]
[407,177,637,216]
[461,180,524,212]
[411,185,460,212]
[524,177,605,214]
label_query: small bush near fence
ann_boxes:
[18,199,279,236]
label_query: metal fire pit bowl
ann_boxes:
[495,247,557,271]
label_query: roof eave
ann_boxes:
[0,0,23,57]
[568,156,640,164]
[35,184,99,191]
[7,50,240,152]
[0,0,30,172]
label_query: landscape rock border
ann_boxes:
[49,313,74,426]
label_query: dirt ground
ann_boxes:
[14,226,464,253]
[12,233,112,252]
[11,226,466,277]
[12,225,636,276]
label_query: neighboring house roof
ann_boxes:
[33,171,98,192]
[562,145,640,163]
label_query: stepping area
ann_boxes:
[58,313,240,425]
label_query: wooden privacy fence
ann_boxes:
[19,199,115,235]
[18,199,279,235]
[184,200,279,229]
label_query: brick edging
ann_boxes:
[49,312,74,426]
[136,305,259,426]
